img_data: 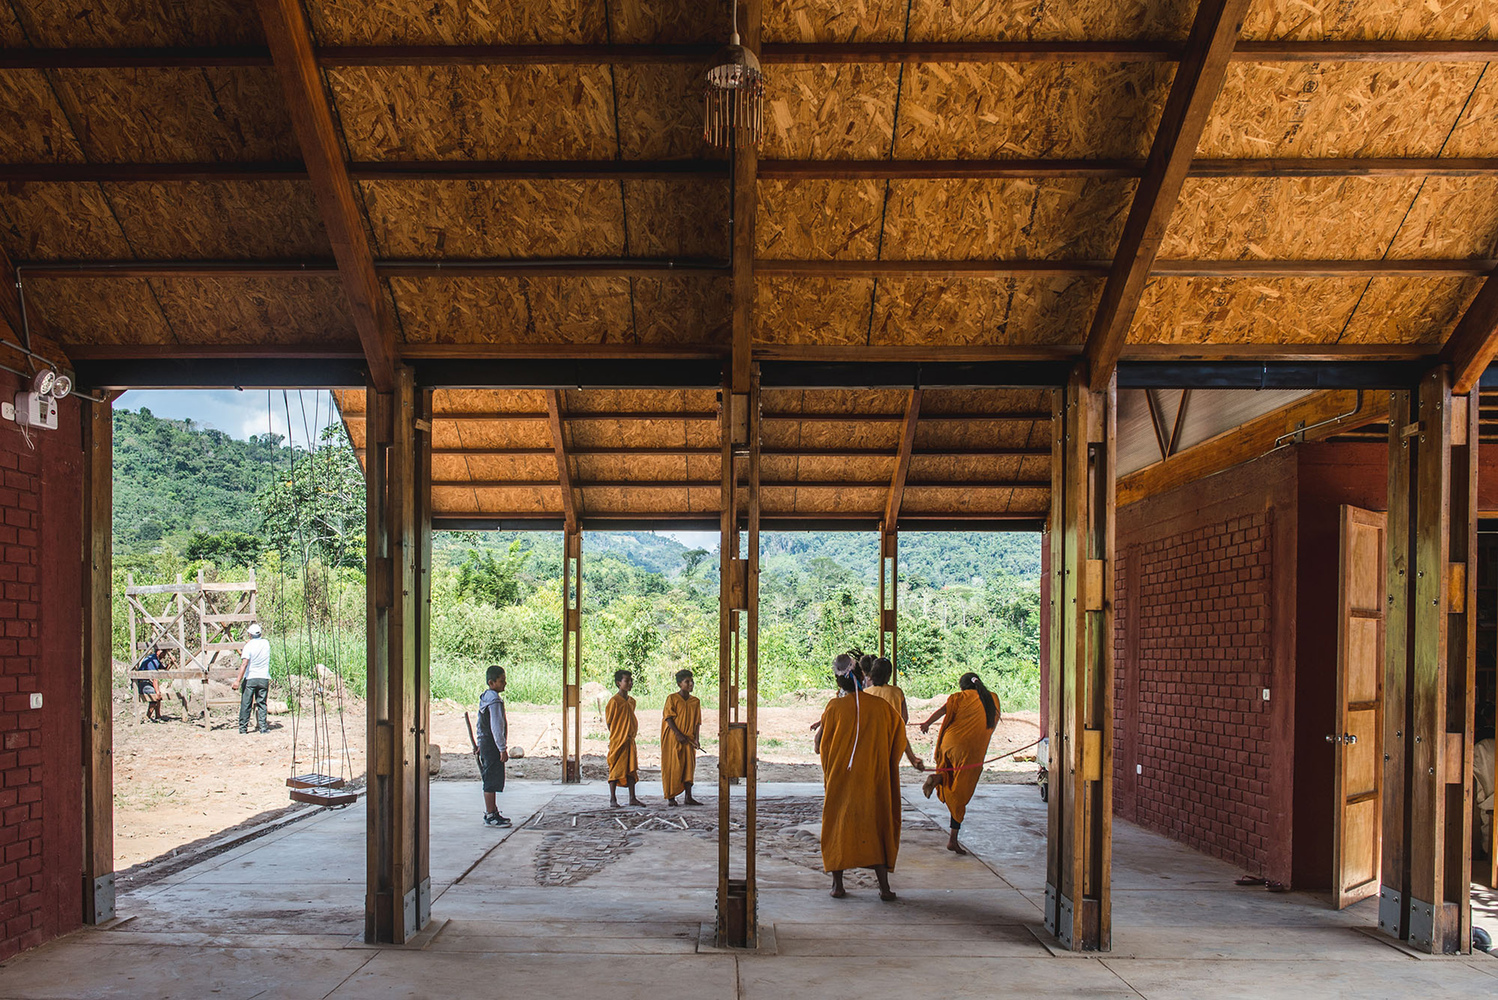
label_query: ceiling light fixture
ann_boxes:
[703,0,764,148]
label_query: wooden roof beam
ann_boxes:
[8,40,1498,69]
[17,158,1498,184]
[1116,389,1389,506]
[256,0,397,393]
[1439,276,1498,394]
[1080,0,1252,392]
[545,390,577,533]
[882,390,923,534]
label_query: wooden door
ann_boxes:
[1333,505,1386,908]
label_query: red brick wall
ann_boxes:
[0,372,84,961]
[1115,450,1296,882]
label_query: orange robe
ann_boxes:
[864,683,907,721]
[660,691,701,798]
[606,692,639,782]
[818,691,907,872]
[932,689,997,824]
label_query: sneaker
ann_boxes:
[483,812,512,827]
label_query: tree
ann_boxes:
[681,548,710,578]
[186,530,263,567]
[255,423,366,568]
[456,540,531,608]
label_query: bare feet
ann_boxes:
[629,796,645,807]
[830,872,847,899]
[874,867,896,901]
[683,795,702,806]
[946,834,967,856]
[666,798,678,807]
[610,800,621,809]
[879,888,898,902]
[922,774,939,799]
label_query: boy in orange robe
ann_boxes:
[919,672,1000,855]
[606,669,645,808]
[864,657,925,772]
[661,668,702,806]
[816,654,907,901]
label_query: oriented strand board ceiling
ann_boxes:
[333,386,1053,524]
[4,0,1498,520]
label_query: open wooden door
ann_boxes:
[1332,504,1386,908]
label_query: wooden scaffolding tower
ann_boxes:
[124,569,259,728]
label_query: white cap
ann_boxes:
[247,623,263,638]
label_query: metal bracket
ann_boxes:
[1043,882,1057,936]
[403,887,420,941]
[1408,895,1436,950]
[1056,891,1075,950]
[87,873,116,924]
[417,877,432,928]
[1377,885,1403,938]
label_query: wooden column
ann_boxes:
[81,398,114,924]
[879,530,897,675]
[717,369,760,948]
[365,367,427,944]
[561,528,582,783]
[1044,372,1116,952]
[1381,366,1477,954]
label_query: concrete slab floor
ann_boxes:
[2,780,1496,999]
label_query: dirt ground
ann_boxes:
[112,687,1044,871]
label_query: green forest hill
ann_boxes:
[112,405,1043,711]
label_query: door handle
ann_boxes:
[1325,733,1358,745]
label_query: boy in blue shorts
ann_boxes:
[478,665,511,827]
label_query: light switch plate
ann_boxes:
[1,401,13,421]
[28,693,42,709]
[1136,763,1142,775]
[1262,688,1271,701]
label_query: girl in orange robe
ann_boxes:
[919,672,999,855]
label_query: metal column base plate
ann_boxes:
[1408,895,1436,951]
[1377,885,1403,938]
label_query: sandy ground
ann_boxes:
[112,687,1044,870]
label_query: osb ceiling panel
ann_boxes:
[625,179,730,257]
[327,66,618,161]
[25,277,173,346]
[1199,63,1485,157]
[8,0,263,45]
[152,276,358,346]
[613,65,705,160]
[360,179,628,257]
[756,276,876,345]
[560,388,714,412]
[1239,1,1498,39]
[390,276,634,344]
[893,63,1175,159]
[49,68,300,162]
[757,180,885,259]
[1441,70,1498,156]
[879,179,1134,259]
[1162,177,1424,260]
[306,0,610,44]
[0,184,132,259]
[105,181,331,259]
[434,388,549,412]
[1339,277,1483,345]
[0,71,86,162]
[763,0,907,42]
[761,65,902,159]
[762,388,909,413]
[763,0,1197,42]
[870,277,1101,347]
[630,276,732,344]
[1128,275,1370,344]
[1386,178,1498,259]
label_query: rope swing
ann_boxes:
[275,390,357,808]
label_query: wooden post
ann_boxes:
[414,385,433,930]
[1044,372,1116,952]
[561,527,582,783]
[82,398,114,924]
[365,367,425,944]
[717,369,760,948]
[1381,366,1477,954]
[879,530,897,677]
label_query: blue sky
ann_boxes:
[115,388,719,548]
[117,388,342,450]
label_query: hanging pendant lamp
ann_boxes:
[703,0,764,147]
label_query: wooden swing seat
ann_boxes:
[290,786,358,807]
[286,773,345,790]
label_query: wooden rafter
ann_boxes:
[7,39,1497,69]
[256,0,397,393]
[546,389,577,533]
[1080,0,1252,391]
[1116,389,1389,507]
[22,258,1492,280]
[883,389,923,533]
[16,158,1498,184]
[1438,277,1498,394]
[731,0,763,394]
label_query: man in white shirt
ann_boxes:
[234,623,273,735]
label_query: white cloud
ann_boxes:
[118,389,344,449]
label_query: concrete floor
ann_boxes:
[3,779,1497,999]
